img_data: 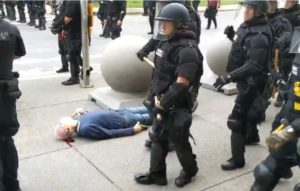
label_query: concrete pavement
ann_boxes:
[8,10,300,191]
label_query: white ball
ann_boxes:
[101,35,154,93]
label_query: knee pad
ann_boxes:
[227,118,243,133]
[148,127,159,141]
[251,162,275,191]
[168,110,192,143]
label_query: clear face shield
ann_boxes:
[290,26,300,54]
[155,19,176,41]
[153,2,167,40]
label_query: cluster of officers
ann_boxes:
[0,0,46,30]
[1,0,300,191]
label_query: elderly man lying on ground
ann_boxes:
[54,107,151,141]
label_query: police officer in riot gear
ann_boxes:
[0,0,5,19]
[134,3,203,187]
[214,0,273,170]
[137,0,202,149]
[282,0,300,29]
[103,0,126,40]
[267,0,293,107]
[250,36,300,189]
[0,16,26,191]
[61,0,82,85]
[16,0,25,23]
[51,0,69,73]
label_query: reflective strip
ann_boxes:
[294,102,300,111]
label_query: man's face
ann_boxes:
[160,21,175,36]
[285,0,297,9]
[267,1,278,13]
[244,5,255,22]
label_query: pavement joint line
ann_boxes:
[199,170,253,191]
[197,115,228,131]
[19,147,71,161]
[17,99,90,112]
[71,146,123,191]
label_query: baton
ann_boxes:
[143,57,155,68]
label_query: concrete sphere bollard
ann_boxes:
[205,33,232,76]
[100,35,153,93]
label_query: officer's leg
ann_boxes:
[169,109,198,187]
[111,20,121,40]
[212,15,217,28]
[9,3,16,21]
[148,13,154,34]
[38,6,46,30]
[0,140,5,191]
[250,155,282,191]
[134,125,168,186]
[2,137,20,191]
[245,121,260,145]
[221,103,246,170]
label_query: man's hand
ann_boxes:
[213,76,230,90]
[136,50,148,61]
[117,20,122,26]
[266,128,295,151]
[224,25,235,41]
[72,107,88,117]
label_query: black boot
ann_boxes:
[221,132,245,170]
[61,78,79,86]
[175,169,197,187]
[245,123,260,145]
[134,171,167,185]
[281,168,293,179]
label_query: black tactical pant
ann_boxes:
[148,10,155,33]
[228,81,266,163]
[5,1,16,21]
[16,1,25,22]
[67,38,82,80]
[0,83,20,191]
[36,4,46,29]
[150,108,198,176]
[0,0,5,18]
[206,7,217,29]
[58,37,69,71]
[104,18,122,40]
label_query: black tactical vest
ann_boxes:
[227,20,273,74]
[153,38,203,95]
[0,20,15,78]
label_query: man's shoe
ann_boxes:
[61,78,79,86]
[134,172,167,185]
[175,170,196,188]
[221,158,245,171]
[56,68,69,73]
[148,31,153,35]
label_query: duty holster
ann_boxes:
[5,73,22,100]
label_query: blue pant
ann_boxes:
[118,107,151,128]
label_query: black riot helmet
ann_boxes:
[239,0,268,15]
[154,3,191,41]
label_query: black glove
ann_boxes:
[224,25,235,41]
[274,38,284,49]
[136,50,148,61]
[213,76,230,90]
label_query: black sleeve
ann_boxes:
[140,38,158,54]
[175,47,199,82]
[276,18,292,49]
[64,1,78,19]
[229,33,270,81]
[14,28,26,57]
